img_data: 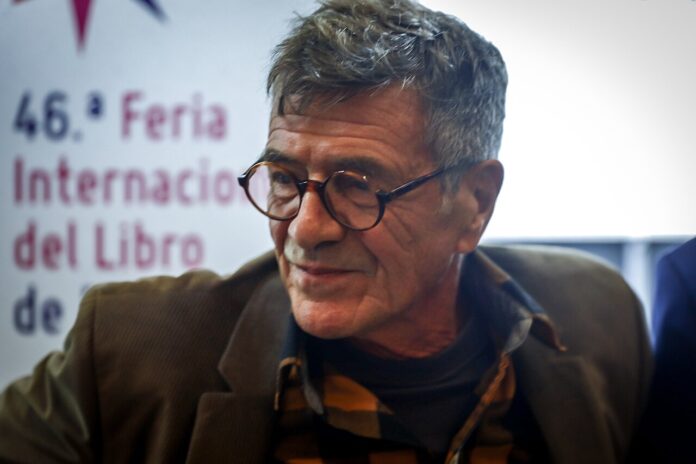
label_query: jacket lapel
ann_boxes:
[186,275,291,464]
[514,336,618,464]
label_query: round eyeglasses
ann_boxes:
[237,161,457,231]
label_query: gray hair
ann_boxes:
[268,0,507,185]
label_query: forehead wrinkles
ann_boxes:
[268,113,422,153]
[266,129,406,169]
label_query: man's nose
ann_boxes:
[287,188,346,250]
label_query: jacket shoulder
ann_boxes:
[480,245,652,463]
[82,250,280,358]
[83,251,280,458]
[86,249,278,299]
[478,243,646,355]
[479,243,625,284]
[0,252,281,462]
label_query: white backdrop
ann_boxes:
[1,0,694,388]
[423,0,695,240]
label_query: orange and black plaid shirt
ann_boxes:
[271,251,565,463]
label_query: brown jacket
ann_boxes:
[0,246,652,463]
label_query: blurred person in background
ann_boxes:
[643,236,696,463]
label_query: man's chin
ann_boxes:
[291,303,357,340]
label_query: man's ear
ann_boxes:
[455,160,504,253]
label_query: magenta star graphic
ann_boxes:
[72,0,93,49]
[13,0,165,50]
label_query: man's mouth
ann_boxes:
[293,263,353,275]
[287,262,360,292]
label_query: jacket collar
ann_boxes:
[186,272,290,464]
[472,248,618,463]
[217,274,291,396]
[513,339,618,464]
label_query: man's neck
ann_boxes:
[349,254,467,360]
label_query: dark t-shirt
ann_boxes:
[319,307,495,457]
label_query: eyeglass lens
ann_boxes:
[244,163,382,230]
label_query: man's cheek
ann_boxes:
[269,221,287,250]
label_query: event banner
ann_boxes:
[0,0,314,387]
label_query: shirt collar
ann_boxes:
[467,248,566,353]
[275,316,325,413]
[274,247,566,411]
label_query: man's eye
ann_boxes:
[348,178,371,192]
[270,170,293,185]
[334,174,376,198]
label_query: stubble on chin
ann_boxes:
[289,295,353,340]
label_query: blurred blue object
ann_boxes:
[646,236,696,463]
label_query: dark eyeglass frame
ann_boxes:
[237,161,461,231]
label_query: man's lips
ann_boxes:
[291,262,355,275]
[286,262,359,295]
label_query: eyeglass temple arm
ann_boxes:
[380,167,447,203]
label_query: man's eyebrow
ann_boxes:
[332,157,393,183]
[258,149,395,184]
[258,149,297,165]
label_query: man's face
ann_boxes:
[266,86,482,346]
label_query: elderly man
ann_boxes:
[0,0,651,463]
